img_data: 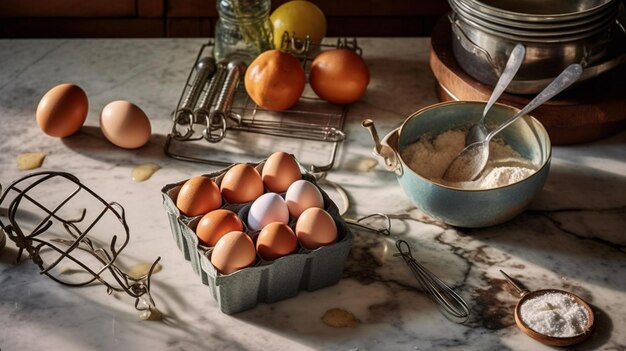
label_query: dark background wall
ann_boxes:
[0,0,450,38]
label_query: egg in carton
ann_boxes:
[161,157,353,314]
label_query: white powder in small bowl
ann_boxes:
[519,292,590,338]
[400,130,538,190]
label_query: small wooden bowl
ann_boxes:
[514,289,595,347]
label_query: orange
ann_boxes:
[244,50,305,111]
[310,48,369,104]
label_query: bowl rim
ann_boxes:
[396,100,553,192]
[463,0,615,22]
[450,0,618,30]
[450,0,618,38]
[454,10,615,43]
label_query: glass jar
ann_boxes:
[214,0,273,64]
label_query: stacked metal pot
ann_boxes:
[448,0,624,93]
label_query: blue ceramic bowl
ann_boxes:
[377,101,551,228]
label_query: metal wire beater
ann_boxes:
[394,240,470,323]
[0,172,161,319]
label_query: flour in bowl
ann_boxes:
[401,130,537,189]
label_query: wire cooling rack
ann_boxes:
[164,35,362,172]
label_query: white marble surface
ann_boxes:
[0,38,625,351]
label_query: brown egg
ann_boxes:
[100,100,151,149]
[295,208,337,250]
[220,163,264,204]
[176,176,222,217]
[36,83,88,137]
[196,209,244,246]
[210,231,256,275]
[261,152,302,193]
[256,222,298,261]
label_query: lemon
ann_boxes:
[270,0,327,50]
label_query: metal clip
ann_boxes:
[194,63,228,124]
[203,61,247,143]
[173,57,217,140]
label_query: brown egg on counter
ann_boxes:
[176,176,223,217]
[210,231,257,275]
[100,100,151,149]
[261,152,302,193]
[295,207,337,250]
[36,83,88,137]
[256,222,298,261]
[196,209,244,246]
[220,163,264,204]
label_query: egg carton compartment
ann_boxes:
[164,38,363,172]
[160,160,352,314]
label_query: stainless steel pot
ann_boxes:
[451,0,618,36]
[448,0,626,94]
[455,0,619,30]
[462,0,616,22]
[449,11,616,93]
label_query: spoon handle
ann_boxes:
[500,270,530,297]
[486,63,583,142]
[481,44,525,121]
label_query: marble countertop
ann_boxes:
[0,38,625,351]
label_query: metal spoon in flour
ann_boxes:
[442,63,583,182]
[465,44,525,146]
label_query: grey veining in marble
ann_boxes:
[1,38,625,351]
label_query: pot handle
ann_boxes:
[362,119,402,176]
[448,13,501,76]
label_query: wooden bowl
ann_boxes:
[514,289,595,347]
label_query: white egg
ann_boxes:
[285,180,324,218]
[247,193,289,231]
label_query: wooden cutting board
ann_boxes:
[429,16,626,145]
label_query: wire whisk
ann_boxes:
[0,171,161,320]
[394,240,470,323]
